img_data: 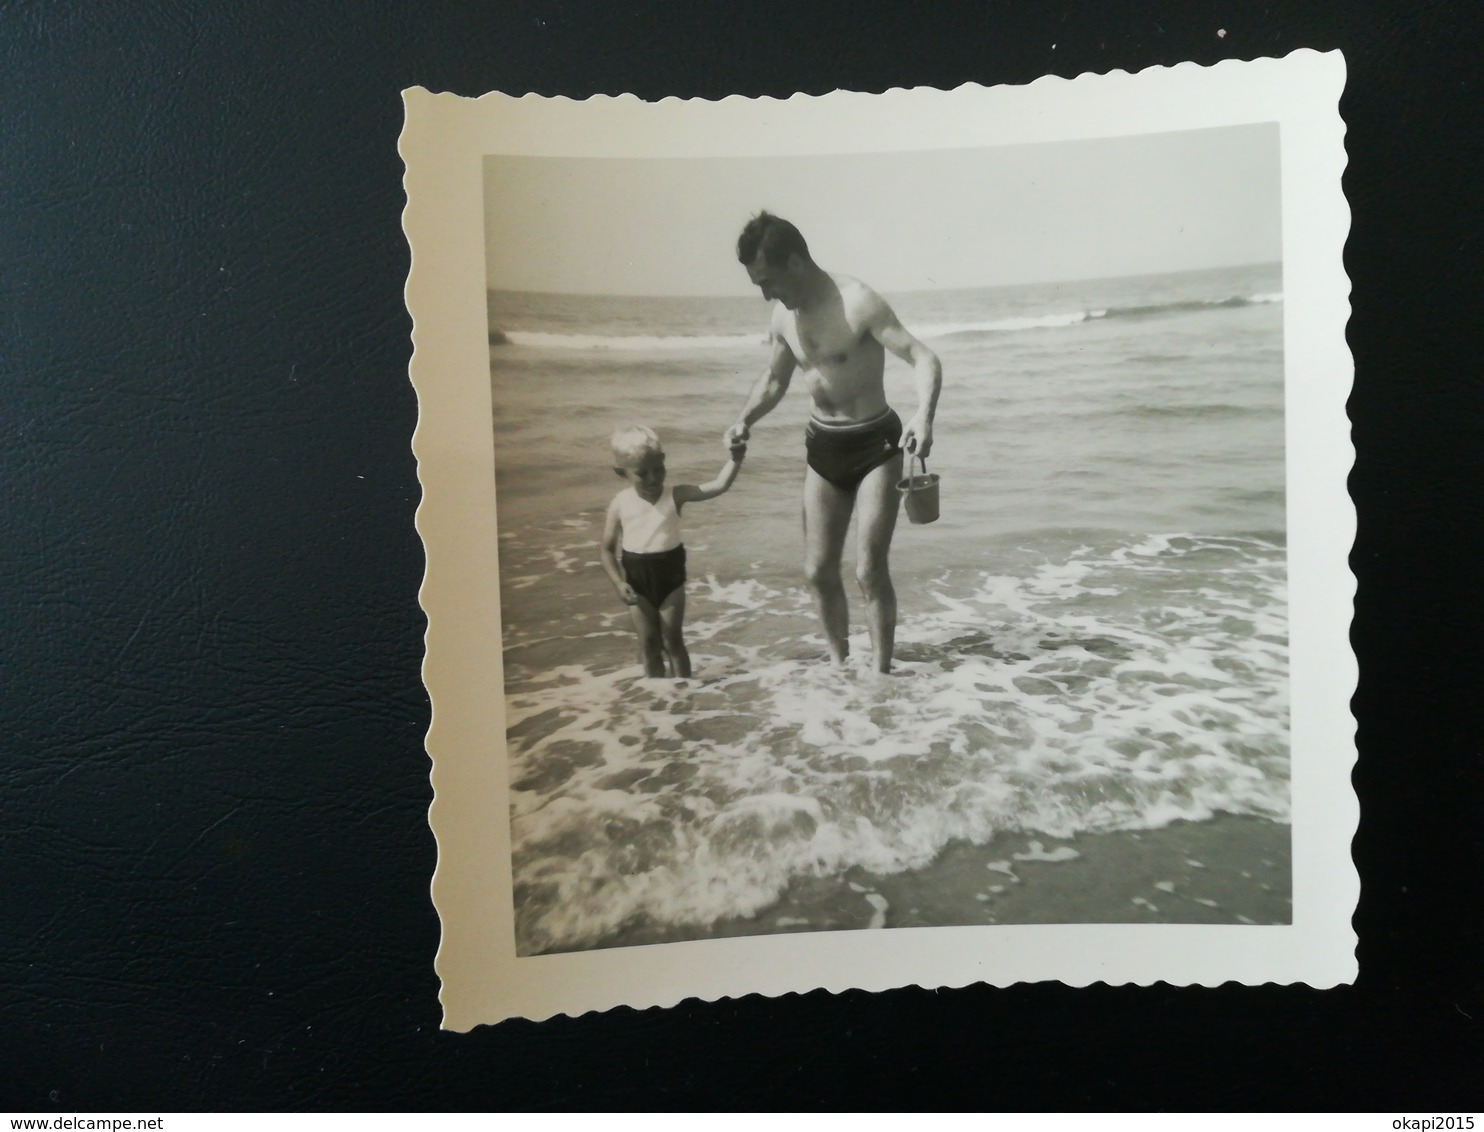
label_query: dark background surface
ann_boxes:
[3,0,1482,1111]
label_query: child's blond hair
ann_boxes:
[610,424,663,466]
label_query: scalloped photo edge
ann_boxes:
[401,51,1354,1030]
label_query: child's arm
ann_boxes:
[673,445,746,505]
[599,497,639,605]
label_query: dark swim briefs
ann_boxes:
[804,408,904,492]
[621,544,687,608]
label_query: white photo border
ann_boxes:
[401,50,1355,1030]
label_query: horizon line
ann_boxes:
[485,259,1283,300]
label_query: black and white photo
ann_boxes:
[403,53,1354,1027]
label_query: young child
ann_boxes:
[600,425,745,678]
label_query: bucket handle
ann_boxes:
[907,451,928,482]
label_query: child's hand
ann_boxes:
[618,583,640,606]
[728,440,748,460]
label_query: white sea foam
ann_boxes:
[502,532,1289,954]
[1013,841,1081,863]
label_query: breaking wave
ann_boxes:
[491,292,1283,351]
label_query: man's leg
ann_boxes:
[802,467,856,664]
[853,453,904,673]
[658,588,691,679]
[628,598,666,677]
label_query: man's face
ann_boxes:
[746,251,799,309]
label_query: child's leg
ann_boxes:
[628,598,666,677]
[658,588,691,679]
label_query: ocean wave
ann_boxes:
[1105,402,1282,422]
[503,532,1290,954]
[491,292,1284,351]
[927,293,1285,340]
[1094,292,1285,321]
[917,310,1104,336]
[499,329,768,351]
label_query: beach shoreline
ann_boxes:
[495,269,1292,959]
[588,814,1291,953]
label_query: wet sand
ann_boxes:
[594,814,1291,950]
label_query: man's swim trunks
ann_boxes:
[621,544,687,608]
[804,408,904,492]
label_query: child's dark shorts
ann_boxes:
[621,545,687,608]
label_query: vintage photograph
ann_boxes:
[486,127,1291,956]
[404,56,1353,1025]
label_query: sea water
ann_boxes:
[488,263,1289,954]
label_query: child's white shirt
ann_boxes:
[615,486,682,554]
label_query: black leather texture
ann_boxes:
[3,0,1481,1111]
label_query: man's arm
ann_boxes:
[865,292,941,458]
[726,322,797,446]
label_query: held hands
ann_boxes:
[902,415,934,459]
[725,421,750,449]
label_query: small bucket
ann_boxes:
[897,453,940,525]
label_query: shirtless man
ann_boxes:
[726,212,942,674]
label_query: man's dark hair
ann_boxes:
[737,211,810,268]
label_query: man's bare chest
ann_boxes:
[784,312,863,369]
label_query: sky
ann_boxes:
[483,123,1280,296]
